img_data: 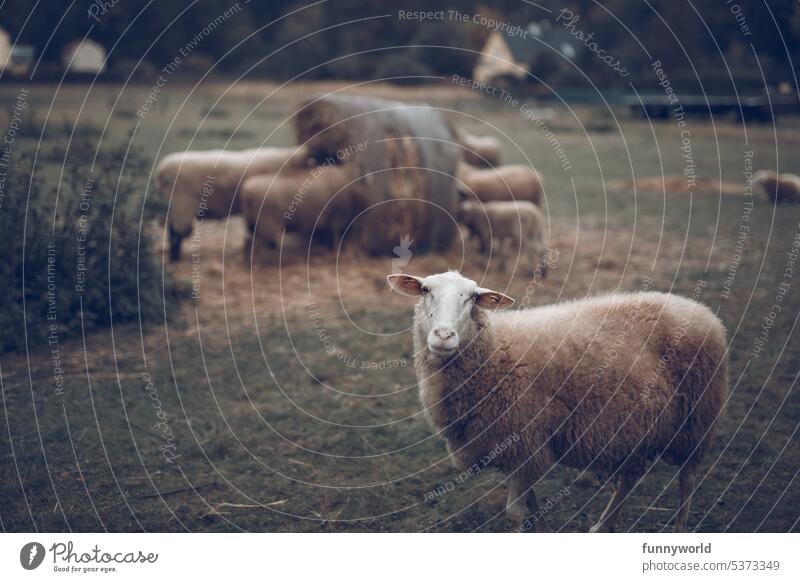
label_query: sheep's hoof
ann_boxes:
[507,515,524,532]
[530,520,552,533]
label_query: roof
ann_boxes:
[63,38,105,53]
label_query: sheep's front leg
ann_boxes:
[242,235,252,260]
[674,464,696,532]
[169,224,184,262]
[590,473,635,533]
[506,476,529,530]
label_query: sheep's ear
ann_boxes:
[475,288,515,310]
[387,274,424,297]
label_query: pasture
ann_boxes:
[1,81,799,532]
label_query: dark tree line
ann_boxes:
[1,0,798,91]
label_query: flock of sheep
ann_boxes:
[151,97,798,532]
[155,124,548,270]
[154,135,799,268]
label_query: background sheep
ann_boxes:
[753,170,800,203]
[156,145,310,260]
[457,163,543,206]
[455,130,501,167]
[387,271,728,533]
[241,162,354,259]
[459,200,548,276]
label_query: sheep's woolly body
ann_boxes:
[157,146,308,237]
[241,163,354,251]
[460,201,547,270]
[414,291,727,489]
[457,163,543,206]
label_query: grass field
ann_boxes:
[1,81,799,532]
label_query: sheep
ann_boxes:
[241,161,355,258]
[457,163,543,206]
[454,130,501,167]
[458,200,548,276]
[156,145,310,261]
[753,170,800,203]
[387,271,728,533]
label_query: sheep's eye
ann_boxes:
[471,292,479,301]
[421,286,430,295]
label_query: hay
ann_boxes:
[294,94,460,255]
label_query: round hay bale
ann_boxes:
[294,94,460,255]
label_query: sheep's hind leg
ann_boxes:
[525,489,552,532]
[674,464,696,532]
[590,473,635,533]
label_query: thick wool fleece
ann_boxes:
[242,163,354,249]
[413,292,728,481]
[457,164,543,206]
[460,200,547,263]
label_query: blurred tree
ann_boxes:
[409,20,480,78]
[0,0,795,89]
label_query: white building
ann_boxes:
[62,39,106,74]
[0,26,35,76]
[0,27,10,71]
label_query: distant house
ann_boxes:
[62,39,106,74]
[473,21,580,85]
[0,27,9,71]
[0,27,35,75]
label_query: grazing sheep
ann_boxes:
[455,131,501,167]
[459,200,548,276]
[241,162,354,258]
[387,271,728,532]
[156,146,310,261]
[457,163,543,206]
[753,170,800,203]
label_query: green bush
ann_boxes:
[0,135,179,353]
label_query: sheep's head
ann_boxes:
[387,271,514,358]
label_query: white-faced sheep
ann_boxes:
[241,162,354,259]
[753,170,800,203]
[457,163,543,206]
[387,271,728,532]
[459,200,548,276]
[156,146,310,260]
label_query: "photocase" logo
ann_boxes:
[20,542,46,570]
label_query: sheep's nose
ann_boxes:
[433,328,455,341]
[428,327,458,355]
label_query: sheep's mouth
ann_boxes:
[427,344,458,357]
